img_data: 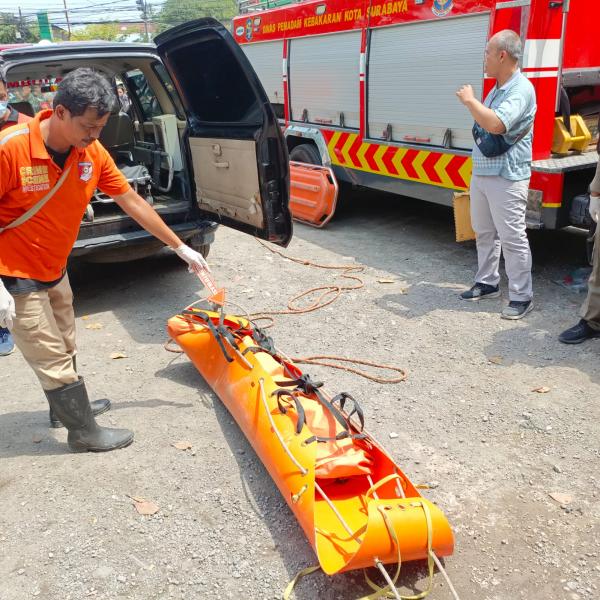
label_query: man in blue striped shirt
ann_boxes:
[457,29,536,320]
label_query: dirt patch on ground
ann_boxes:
[1,193,599,599]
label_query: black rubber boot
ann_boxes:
[44,379,134,452]
[47,357,111,428]
[49,398,111,429]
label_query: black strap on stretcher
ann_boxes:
[242,324,277,356]
[272,389,306,434]
[182,310,368,444]
[274,375,366,445]
[181,309,234,363]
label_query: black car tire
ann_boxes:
[289,143,322,165]
[188,236,211,258]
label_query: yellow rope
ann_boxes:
[361,506,403,600]
[282,565,321,600]
[282,501,440,600]
[360,501,435,600]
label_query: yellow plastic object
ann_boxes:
[167,308,454,578]
[552,115,592,154]
[453,192,476,242]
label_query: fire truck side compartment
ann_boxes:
[367,13,489,149]
[289,31,361,129]
[233,0,600,233]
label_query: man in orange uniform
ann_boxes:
[0,74,31,356]
[0,68,209,453]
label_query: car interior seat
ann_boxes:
[89,110,152,215]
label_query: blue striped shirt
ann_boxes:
[472,70,537,181]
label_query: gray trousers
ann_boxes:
[470,174,533,302]
[581,222,600,331]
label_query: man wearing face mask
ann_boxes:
[0,74,31,356]
[0,68,210,453]
[0,75,31,132]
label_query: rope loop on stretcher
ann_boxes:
[258,378,308,477]
[362,500,435,600]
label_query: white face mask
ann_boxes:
[0,100,8,117]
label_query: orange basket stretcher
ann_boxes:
[289,161,339,228]
[167,307,454,595]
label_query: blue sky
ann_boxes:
[0,0,164,28]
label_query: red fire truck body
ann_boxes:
[233,0,600,230]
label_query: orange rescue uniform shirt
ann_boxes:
[0,109,131,281]
[0,108,32,132]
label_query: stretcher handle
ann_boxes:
[365,473,402,500]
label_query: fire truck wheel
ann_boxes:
[289,143,322,165]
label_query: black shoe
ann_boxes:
[44,378,133,453]
[49,398,111,429]
[501,300,534,320]
[460,283,501,301]
[559,319,600,344]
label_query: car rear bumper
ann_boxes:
[71,220,218,257]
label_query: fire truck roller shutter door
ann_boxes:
[241,40,285,107]
[367,13,490,149]
[289,31,361,129]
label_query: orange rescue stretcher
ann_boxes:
[289,161,339,228]
[167,306,454,596]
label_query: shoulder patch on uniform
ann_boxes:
[0,127,30,146]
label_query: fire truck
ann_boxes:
[232,0,600,232]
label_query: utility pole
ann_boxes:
[136,0,150,42]
[63,0,72,40]
[17,7,24,40]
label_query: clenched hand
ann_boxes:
[456,84,475,105]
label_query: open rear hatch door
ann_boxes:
[155,18,292,246]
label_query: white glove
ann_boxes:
[589,194,600,223]
[0,280,16,329]
[172,244,210,275]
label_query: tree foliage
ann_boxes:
[156,0,237,34]
[0,13,40,44]
[71,23,129,42]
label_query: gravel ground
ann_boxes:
[1,191,599,600]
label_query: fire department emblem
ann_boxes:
[432,0,453,17]
[78,162,93,182]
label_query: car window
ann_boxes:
[7,78,60,115]
[125,69,163,121]
[166,37,262,125]
[153,62,185,119]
